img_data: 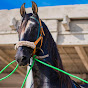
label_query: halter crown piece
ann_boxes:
[15,16,45,55]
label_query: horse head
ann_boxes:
[15,1,41,66]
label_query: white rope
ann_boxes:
[35,54,49,59]
[15,41,36,50]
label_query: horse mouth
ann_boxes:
[16,58,30,66]
[19,62,25,66]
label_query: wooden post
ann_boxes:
[75,46,88,71]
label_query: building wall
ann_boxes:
[0,4,88,45]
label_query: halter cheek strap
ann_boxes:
[33,19,45,55]
[15,17,45,56]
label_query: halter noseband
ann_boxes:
[15,16,45,55]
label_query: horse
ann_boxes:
[15,1,87,88]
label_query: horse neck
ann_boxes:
[33,21,74,88]
[40,21,64,70]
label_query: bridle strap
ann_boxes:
[34,36,42,45]
[30,16,40,24]
[32,19,45,55]
[39,19,45,36]
[32,36,42,55]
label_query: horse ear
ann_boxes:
[31,1,38,14]
[20,3,26,17]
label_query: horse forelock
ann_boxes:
[18,13,33,39]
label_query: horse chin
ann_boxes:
[18,62,27,66]
[18,58,30,66]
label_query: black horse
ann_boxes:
[15,1,87,88]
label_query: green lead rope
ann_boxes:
[0,60,16,74]
[0,60,18,81]
[0,56,88,88]
[21,60,35,88]
[33,55,88,84]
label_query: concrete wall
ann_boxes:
[0,4,88,45]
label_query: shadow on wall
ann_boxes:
[57,20,88,44]
[69,20,88,40]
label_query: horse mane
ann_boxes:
[41,21,73,88]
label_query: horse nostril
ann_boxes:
[17,59,20,63]
[22,56,27,61]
